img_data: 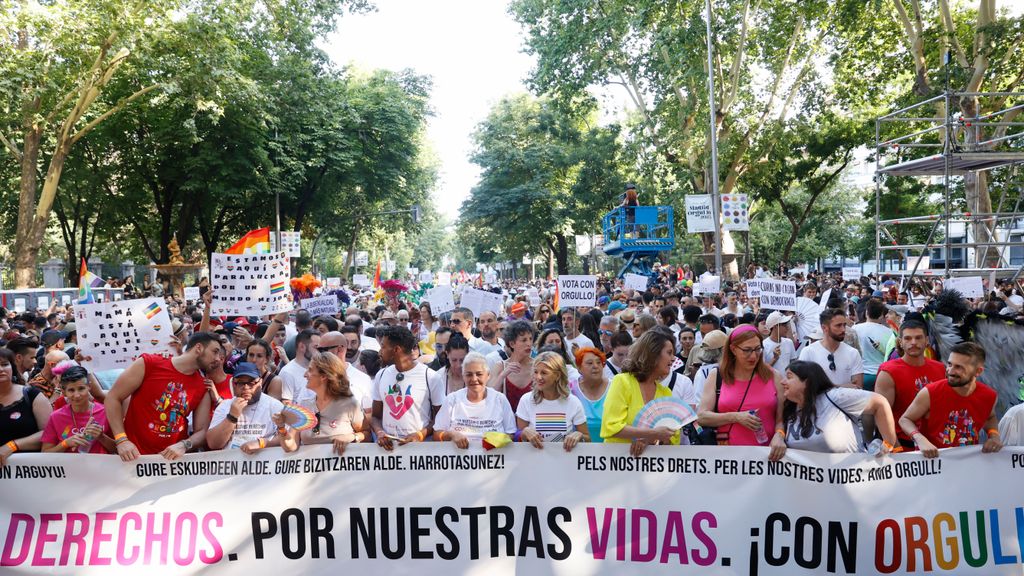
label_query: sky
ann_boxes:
[323,0,537,221]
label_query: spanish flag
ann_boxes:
[372,260,382,288]
[226,227,271,254]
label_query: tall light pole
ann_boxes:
[705,0,723,275]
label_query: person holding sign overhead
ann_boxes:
[104,332,224,461]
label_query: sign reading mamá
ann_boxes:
[0,445,1021,575]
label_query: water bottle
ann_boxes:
[866,438,883,456]
[78,416,97,454]
[751,410,769,444]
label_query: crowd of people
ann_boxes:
[1,264,1021,467]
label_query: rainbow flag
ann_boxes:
[226,227,271,254]
[372,260,382,288]
[270,281,286,295]
[144,302,162,319]
[77,258,103,304]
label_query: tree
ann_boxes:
[460,94,625,275]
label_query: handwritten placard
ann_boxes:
[943,276,984,299]
[37,296,50,309]
[184,287,201,302]
[460,287,503,318]
[301,295,339,317]
[698,275,722,296]
[624,273,648,293]
[842,267,861,282]
[758,279,798,312]
[74,297,173,372]
[556,275,597,308]
[352,274,370,288]
[209,251,292,316]
[424,285,455,315]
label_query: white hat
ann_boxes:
[766,311,792,330]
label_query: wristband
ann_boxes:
[115,435,130,446]
[514,429,523,442]
[882,440,894,451]
[437,430,446,442]
[986,428,1000,437]
[59,439,69,450]
[775,428,786,438]
[5,440,18,453]
[114,432,128,442]
[257,438,266,449]
[226,413,239,424]
[277,425,287,436]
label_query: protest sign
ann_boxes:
[407,267,419,276]
[624,273,648,292]
[184,287,201,302]
[460,287,503,318]
[436,272,452,285]
[301,295,339,317]
[556,275,597,307]
[684,194,715,233]
[699,275,721,295]
[73,297,173,372]
[746,279,762,298]
[13,298,26,313]
[2,444,1022,576]
[355,251,369,267]
[419,271,433,284]
[424,285,455,315]
[485,271,497,284]
[270,231,301,258]
[352,274,370,288]
[61,294,72,305]
[37,296,50,309]
[819,288,832,309]
[842,266,861,281]
[758,279,798,311]
[943,276,984,299]
[326,277,341,289]
[209,252,292,317]
[721,193,749,231]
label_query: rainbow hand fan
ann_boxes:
[633,398,698,431]
[281,404,319,432]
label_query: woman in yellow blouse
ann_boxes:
[601,330,680,456]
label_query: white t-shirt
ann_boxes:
[692,362,718,398]
[665,371,699,405]
[763,337,797,375]
[799,341,864,387]
[567,334,594,351]
[434,388,517,441]
[515,394,586,442]
[210,394,285,450]
[279,360,312,404]
[784,388,872,453]
[469,337,505,356]
[853,322,895,376]
[371,363,441,437]
[360,334,380,352]
[602,361,622,382]
[346,363,373,411]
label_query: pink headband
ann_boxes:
[729,324,759,342]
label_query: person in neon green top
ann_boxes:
[601,329,680,456]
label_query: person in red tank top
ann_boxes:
[898,342,1003,458]
[105,332,225,461]
[874,320,947,450]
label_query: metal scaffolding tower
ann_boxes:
[875,89,1024,285]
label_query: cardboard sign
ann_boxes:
[556,275,597,308]
[460,287,503,318]
[698,275,721,296]
[184,287,201,302]
[758,279,798,311]
[301,295,339,317]
[424,285,455,315]
[352,274,370,288]
[61,294,72,305]
[485,271,497,284]
[746,280,762,298]
[209,251,292,316]
[722,193,749,231]
[419,271,433,284]
[841,267,861,282]
[74,297,173,372]
[684,194,715,233]
[943,276,984,299]
[624,273,648,293]
[437,272,452,285]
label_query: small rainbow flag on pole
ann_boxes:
[226,227,271,254]
[270,281,286,295]
[372,260,382,288]
[77,258,104,304]
[144,302,162,319]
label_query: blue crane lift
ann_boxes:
[601,205,675,281]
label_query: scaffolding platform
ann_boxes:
[878,152,1024,176]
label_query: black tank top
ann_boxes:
[1,386,42,446]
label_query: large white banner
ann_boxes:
[210,252,292,316]
[73,297,174,372]
[1,445,1023,575]
[685,194,715,233]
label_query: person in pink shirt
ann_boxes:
[41,364,113,454]
[697,324,786,459]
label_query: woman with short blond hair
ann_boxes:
[516,351,588,451]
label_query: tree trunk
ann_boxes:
[344,221,360,283]
[554,233,569,275]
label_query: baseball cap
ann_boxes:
[765,311,792,331]
[41,330,68,347]
[233,362,260,380]
[510,302,527,315]
[608,301,626,313]
[701,330,728,350]
[597,295,611,305]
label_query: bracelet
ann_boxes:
[882,440,894,451]
[5,440,18,453]
[114,432,127,442]
[514,429,523,442]
[115,436,130,446]
[986,428,1000,437]
[774,428,786,438]
[59,439,69,450]
[277,425,287,436]
[257,438,266,449]
[226,413,239,424]
[436,430,446,442]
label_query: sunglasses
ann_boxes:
[450,318,463,325]
[313,411,322,435]
[827,353,836,371]
[317,345,340,353]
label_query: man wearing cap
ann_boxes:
[319,331,373,417]
[207,362,284,450]
[762,311,797,374]
[596,295,611,314]
[689,330,728,395]
[851,299,895,391]
[508,301,528,321]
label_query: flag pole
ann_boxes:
[705,0,723,276]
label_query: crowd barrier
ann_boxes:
[1,443,1023,575]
